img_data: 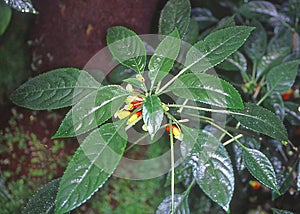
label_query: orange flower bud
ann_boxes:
[249,180,261,190]
[166,124,182,140]
[128,111,142,123]
[282,89,294,101]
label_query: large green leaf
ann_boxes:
[243,20,267,62]
[272,208,294,214]
[168,73,244,109]
[181,126,234,212]
[159,0,191,38]
[0,2,11,36]
[107,26,146,73]
[185,26,254,74]
[266,60,300,93]
[22,178,61,214]
[3,0,38,14]
[268,27,292,53]
[53,85,129,138]
[55,121,128,213]
[10,68,100,110]
[232,103,288,141]
[148,29,180,88]
[239,1,278,18]
[142,95,164,138]
[156,194,190,214]
[284,101,300,125]
[256,47,290,78]
[243,148,279,192]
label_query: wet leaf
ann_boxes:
[185,26,254,74]
[239,1,278,18]
[272,167,294,200]
[243,20,267,62]
[284,101,300,125]
[243,148,279,192]
[22,178,61,214]
[10,68,101,110]
[191,8,218,30]
[0,2,11,36]
[164,160,193,187]
[55,121,127,213]
[53,85,129,138]
[232,103,288,141]
[148,29,180,88]
[156,194,190,214]
[272,208,294,214]
[3,0,38,14]
[107,26,146,73]
[159,0,191,38]
[168,73,244,109]
[142,95,164,138]
[267,60,300,93]
[181,126,234,212]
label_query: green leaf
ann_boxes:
[164,160,192,187]
[123,77,144,90]
[183,19,199,45]
[148,29,180,88]
[22,178,61,214]
[156,194,190,214]
[256,47,290,78]
[181,126,234,212]
[159,0,191,38]
[267,60,300,93]
[191,8,218,30]
[243,20,267,62]
[185,26,254,74]
[3,0,38,14]
[298,161,300,191]
[272,208,294,214]
[268,27,292,53]
[232,103,288,141]
[217,51,247,73]
[168,73,244,109]
[243,148,279,192]
[55,121,128,213]
[263,92,285,120]
[239,1,278,18]
[107,64,135,84]
[53,85,129,138]
[10,68,100,110]
[284,101,300,125]
[107,26,146,73]
[289,0,300,20]
[214,16,235,31]
[0,2,11,36]
[142,95,164,138]
[273,167,294,199]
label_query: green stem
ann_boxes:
[169,119,175,214]
[251,60,257,81]
[256,89,273,106]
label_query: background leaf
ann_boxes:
[53,85,129,138]
[263,92,285,120]
[159,0,191,38]
[0,2,11,36]
[10,68,100,110]
[297,161,300,191]
[3,0,38,14]
[142,95,164,138]
[55,121,127,213]
[185,26,254,74]
[217,51,247,73]
[268,27,293,53]
[232,103,288,141]
[191,8,218,30]
[148,29,180,88]
[272,208,294,214]
[107,26,146,73]
[156,194,190,214]
[183,19,199,45]
[239,1,278,19]
[22,178,61,214]
[243,148,279,192]
[266,60,300,93]
[243,20,267,62]
[168,73,244,109]
[284,101,300,125]
[182,126,234,212]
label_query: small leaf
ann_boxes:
[0,2,11,36]
[232,103,288,141]
[142,95,164,138]
[3,0,38,14]
[10,68,100,110]
[22,178,61,214]
[156,194,190,214]
[243,148,279,192]
[182,126,234,212]
[239,1,278,18]
[53,85,129,138]
[168,73,244,109]
[191,8,218,30]
[267,60,300,93]
[243,20,267,62]
[272,208,294,214]
[55,121,128,213]
[159,0,191,38]
[185,26,254,74]
[148,29,181,88]
[107,26,146,73]
[284,101,300,125]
